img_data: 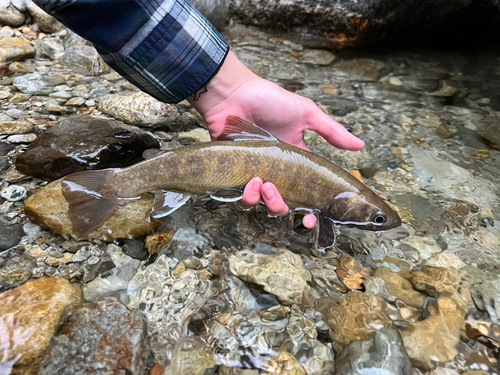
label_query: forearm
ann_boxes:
[32,0,229,103]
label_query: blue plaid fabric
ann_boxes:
[33,0,229,103]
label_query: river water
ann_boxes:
[1,23,500,374]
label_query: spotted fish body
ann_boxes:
[62,116,401,245]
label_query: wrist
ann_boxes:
[187,51,256,118]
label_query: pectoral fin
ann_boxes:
[210,188,244,202]
[218,116,278,142]
[316,214,336,249]
[149,190,191,218]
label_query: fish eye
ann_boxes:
[371,211,387,224]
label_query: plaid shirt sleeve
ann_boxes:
[32,0,229,103]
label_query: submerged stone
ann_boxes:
[229,248,311,305]
[38,297,151,374]
[335,329,412,375]
[15,115,159,180]
[316,292,394,353]
[401,297,465,370]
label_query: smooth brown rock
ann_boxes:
[15,115,159,180]
[317,292,394,353]
[401,297,465,370]
[23,178,162,241]
[98,91,178,128]
[0,277,82,374]
[0,37,34,63]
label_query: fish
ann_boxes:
[61,115,401,246]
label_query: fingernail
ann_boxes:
[262,185,274,200]
[252,179,261,193]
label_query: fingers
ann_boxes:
[302,214,317,228]
[307,108,365,151]
[240,180,317,228]
[261,183,289,216]
[239,177,263,209]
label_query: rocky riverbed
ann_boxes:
[1,6,500,375]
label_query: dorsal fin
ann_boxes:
[218,116,278,142]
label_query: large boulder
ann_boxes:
[229,0,500,47]
[15,116,159,180]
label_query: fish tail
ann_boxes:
[61,169,129,236]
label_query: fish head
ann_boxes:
[327,190,401,231]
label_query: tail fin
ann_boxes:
[61,169,131,236]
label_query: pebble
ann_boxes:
[6,133,37,143]
[0,184,27,201]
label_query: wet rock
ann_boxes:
[15,115,159,180]
[0,142,15,156]
[177,127,211,143]
[430,80,459,97]
[229,248,311,305]
[410,266,473,311]
[334,59,389,81]
[23,178,161,241]
[144,228,177,255]
[6,133,37,143]
[0,245,34,289]
[13,72,54,95]
[0,37,34,63]
[0,0,25,27]
[401,297,465,370]
[0,222,24,250]
[26,0,64,33]
[317,96,358,116]
[127,267,212,363]
[465,318,500,349]
[35,39,66,60]
[316,292,394,353]
[120,238,148,260]
[62,44,109,75]
[0,277,82,374]
[261,351,306,375]
[82,244,141,301]
[163,338,216,375]
[189,0,230,31]
[336,255,366,290]
[98,91,178,128]
[230,1,500,47]
[38,297,151,374]
[0,184,26,201]
[335,329,412,375]
[300,49,336,65]
[373,267,426,308]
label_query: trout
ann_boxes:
[62,116,401,246]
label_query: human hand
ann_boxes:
[188,52,364,227]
